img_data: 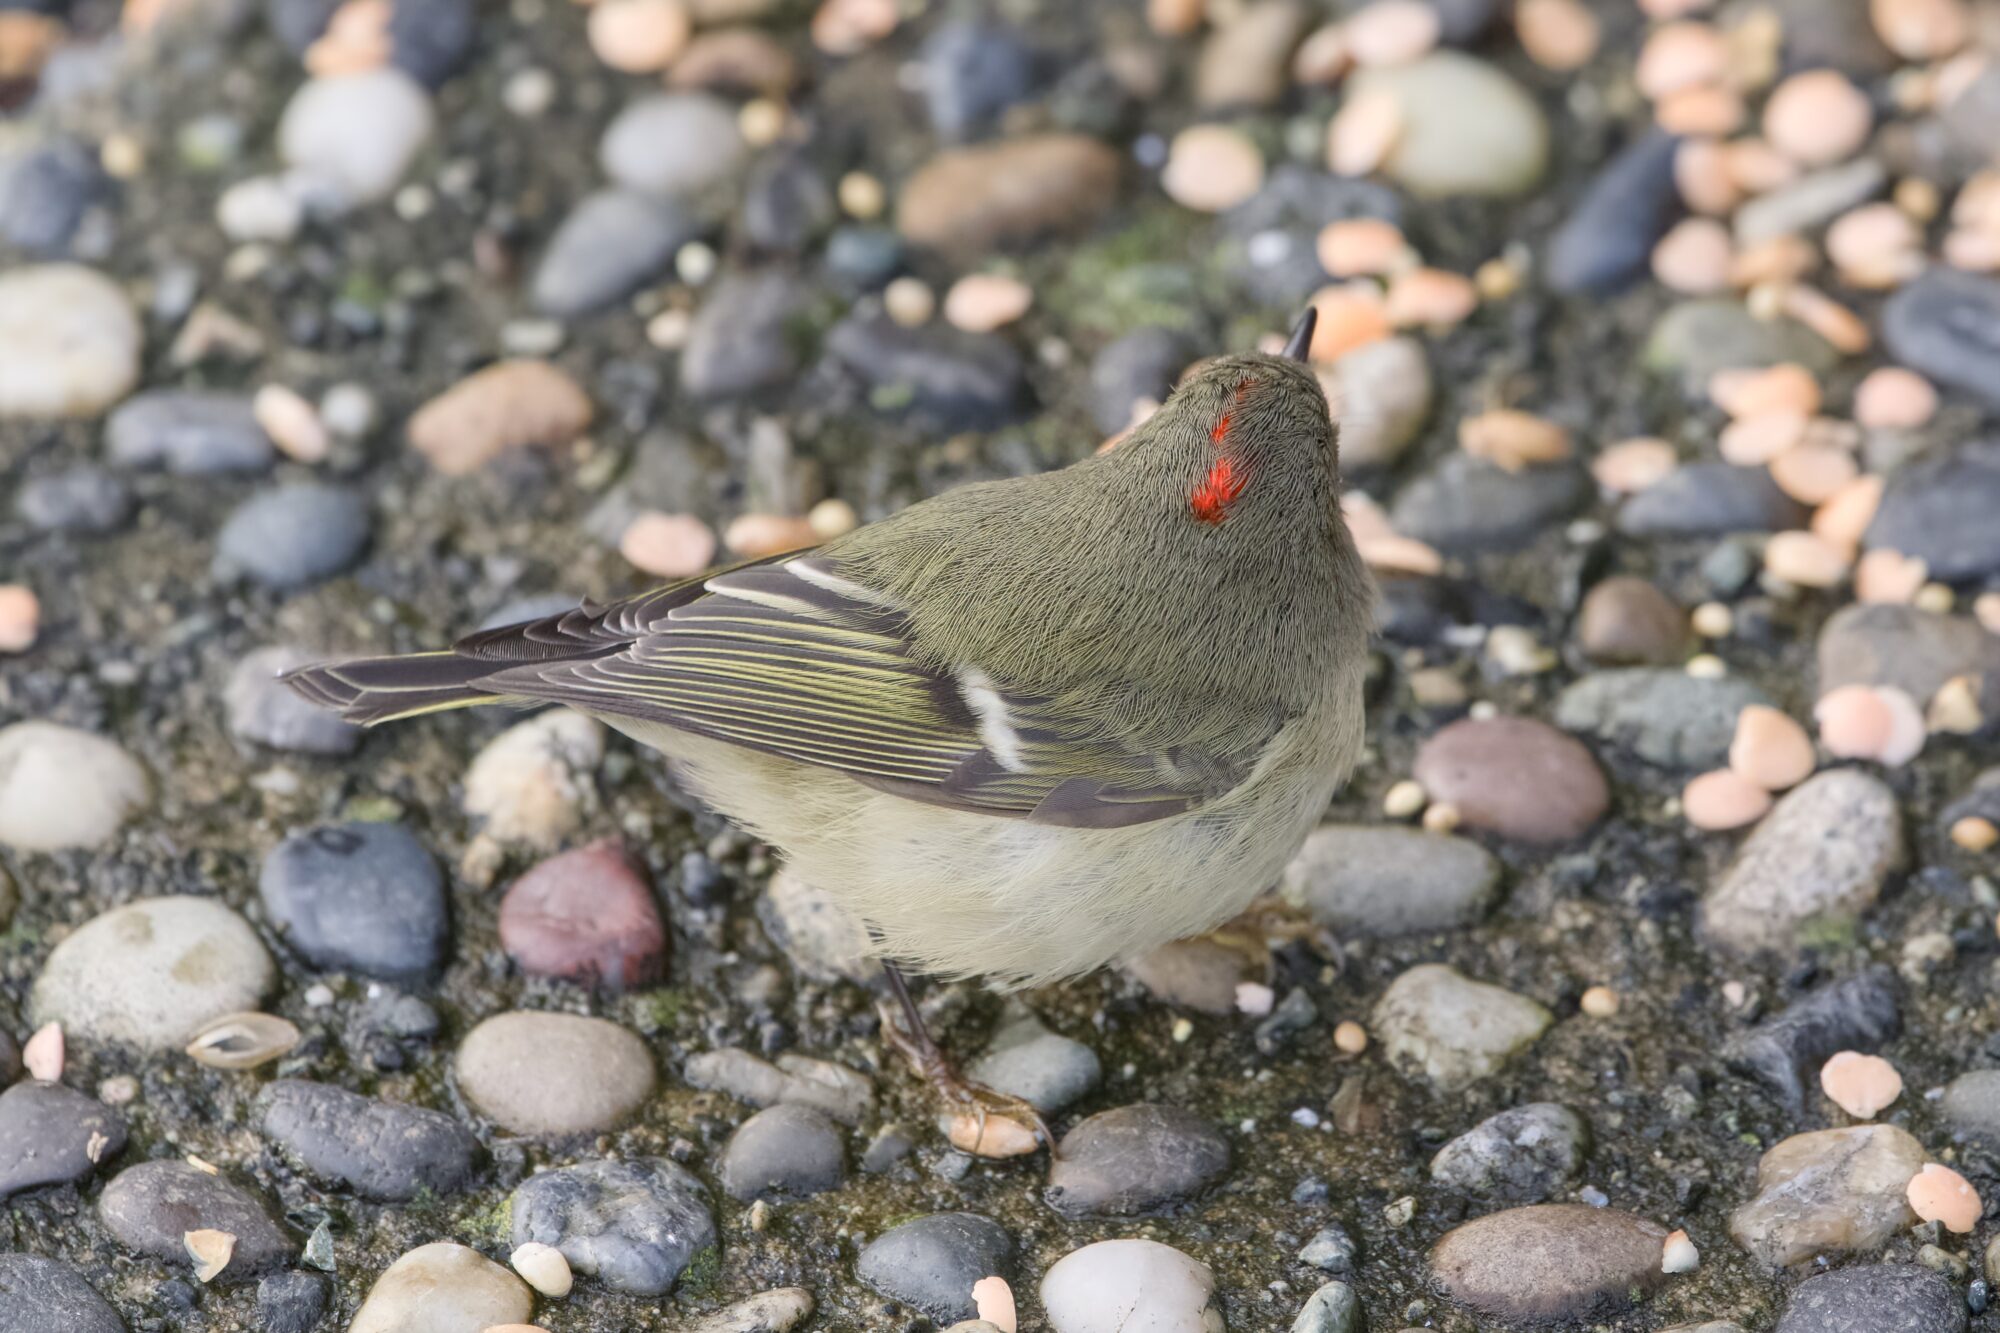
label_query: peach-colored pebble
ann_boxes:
[1592,438,1679,493]
[1816,684,1894,758]
[1853,367,1938,429]
[811,0,897,55]
[21,1022,61,1082]
[1811,474,1885,550]
[1729,704,1816,791]
[1781,284,1871,354]
[1764,70,1873,166]
[253,384,329,464]
[1729,234,1819,288]
[1640,0,1712,15]
[1317,218,1410,278]
[1769,441,1859,505]
[1763,530,1850,587]
[1333,1019,1369,1053]
[1908,1163,1981,1233]
[619,512,716,578]
[1292,22,1353,85]
[1515,0,1598,71]
[0,584,39,653]
[587,0,691,73]
[1328,89,1404,177]
[1955,815,2000,851]
[1675,138,1740,214]
[1386,267,1477,328]
[1306,285,1392,361]
[1819,1051,1903,1119]
[1953,169,2000,229]
[1976,591,2000,634]
[1356,532,1444,575]
[724,513,817,558]
[1711,362,1821,419]
[1147,0,1205,38]
[1656,84,1745,136]
[1345,0,1440,67]
[304,0,390,76]
[973,1275,1019,1333]
[943,273,1033,332]
[1877,686,1927,765]
[1652,217,1734,294]
[1724,137,1800,194]
[1935,50,1991,107]
[1458,409,1571,471]
[1871,0,1969,61]
[1854,548,1928,604]
[947,1112,1040,1158]
[1944,227,2000,272]
[1683,768,1774,830]
[1718,410,1807,466]
[1162,124,1265,213]
[1636,21,1729,99]
[1579,984,1620,1018]
[1826,202,1924,288]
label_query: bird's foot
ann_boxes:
[875,963,1052,1158]
[1216,895,1343,968]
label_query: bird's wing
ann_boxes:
[470,556,1277,828]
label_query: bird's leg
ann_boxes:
[876,961,1053,1154]
[1217,895,1344,969]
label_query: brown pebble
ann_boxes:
[1327,89,1404,177]
[1306,285,1392,361]
[1592,438,1678,493]
[724,514,817,557]
[1674,137,1740,214]
[1575,576,1688,665]
[1412,716,1608,844]
[1316,218,1409,277]
[618,512,716,579]
[1147,0,1205,38]
[407,360,593,476]
[1161,124,1265,213]
[1769,442,1859,505]
[1952,815,1999,852]
[1763,531,1851,587]
[1457,409,1571,471]
[1515,0,1599,70]
[942,274,1034,332]
[1810,474,1885,550]
[1710,362,1821,418]
[1385,267,1477,328]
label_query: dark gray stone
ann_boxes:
[681,269,807,399]
[387,0,475,87]
[1298,1222,1358,1273]
[1723,968,1901,1114]
[0,1255,123,1333]
[1287,825,1500,937]
[1391,455,1590,553]
[258,822,448,981]
[825,226,904,289]
[266,0,338,53]
[510,1157,717,1295]
[1940,1069,2000,1144]
[0,1081,127,1197]
[255,1271,326,1333]
[212,483,371,590]
[1941,769,2000,836]
[824,312,1030,430]
[1045,1104,1230,1217]
[1220,166,1401,305]
[1865,439,2000,580]
[1088,326,1190,436]
[965,1009,1102,1115]
[743,152,835,255]
[1645,299,1839,393]
[226,647,362,755]
[1546,132,1683,295]
[1429,1103,1590,1202]
[1817,603,2000,723]
[97,1161,293,1276]
[1881,270,2000,409]
[856,1212,1014,1321]
[1554,669,1773,769]
[0,140,107,255]
[1771,0,1895,77]
[533,190,701,318]
[106,392,273,475]
[718,1104,846,1202]
[1774,1265,1965,1333]
[921,21,1035,141]
[1617,462,1809,537]
[259,1080,480,1201]
[15,466,132,535]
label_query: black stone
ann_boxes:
[1865,438,2000,580]
[824,312,1030,431]
[97,1161,293,1277]
[259,823,448,982]
[743,152,835,255]
[387,0,475,87]
[920,21,1035,142]
[1774,1264,1965,1333]
[0,139,106,255]
[1045,1104,1230,1217]
[718,1104,846,1202]
[1880,268,2000,409]
[1723,967,1901,1114]
[1546,133,1683,296]
[259,1080,480,1201]
[681,268,808,399]
[1617,462,1809,537]
[1392,455,1590,553]
[0,1255,124,1333]
[510,1157,717,1295]
[255,1271,326,1333]
[0,1081,127,1197]
[856,1212,1014,1322]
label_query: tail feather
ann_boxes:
[280,651,508,726]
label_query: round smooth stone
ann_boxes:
[1412,716,1609,843]
[1430,1203,1668,1320]
[498,841,667,990]
[1345,52,1548,198]
[718,1103,846,1201]
[258,822,448,981]
[0,721,148,853]
[0,264,141,418]
[349,1243,532,1333]
[509,1156,717,1296]
[277,68,435,207]
[1041,1239,1223,1333]
[97,1160,293,1276]
[455,1012,655,1136]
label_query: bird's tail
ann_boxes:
[280,651,509,726]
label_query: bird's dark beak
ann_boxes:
[1282,308,1317,363]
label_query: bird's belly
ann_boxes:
[605,700,1358,989]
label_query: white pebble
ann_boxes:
[1040,1239,1222,1333]
[0,722,149,852]
[509,1241,573,1298]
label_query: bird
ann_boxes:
[285,309,1372,1146]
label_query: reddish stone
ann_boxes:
[498,842,667,989]
[1413,716,1609,844]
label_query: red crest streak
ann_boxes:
[1191,456,1245,524]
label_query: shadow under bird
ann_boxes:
[286,309,1373,1146]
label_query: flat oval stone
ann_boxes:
[1429,1103,1590,1203]
[1546,131,1683,296]
[1391,455,1590,553]
[212,482,371,590]
[1864,438,2000,581]
[0,1081,126,1197]
[1575,577,1689,665]
[226,646,362,755]
[1045,1104,1230,1217]
[532,189,699,317]
[1880,268,2000,409]
[259,822,448,981]
[258,1079,480,1201]
[1374,964,1552,1091]
[32,896,274,1050]
[349,1242,531,1333]
[1040,1239,1223,1333]
[856,1212,1014,1322]
[455,1012,654,1136]
[0,264,141,418]
[682,1048,876,1126]
[896,134,1120,255]
[1284,825,1499,937]
[1431,1203,1668,1320]
[965,1008,1102,1115]
[1413,717,1608,843]
[0,721,148,853]
[510,1156,717,1295]
[599,93,746,199]
[98,1160,293,1276]
[105,390,271,474]
[718,1103,846,1201]
[1817,604,2000,718]
[278,69,434,208]
[1348,53,1548,198]
[1617,461,1809,536]
[1775,1264,1965,1333]
[1729,1124,1924,1267]
[1554,669,1772,770]
[0,1254,124,1333]
[1700,769,1903,957]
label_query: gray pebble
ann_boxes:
[255,1271,327,1333]
[1392,454,1589,552]
[1545,132,1683,296]
[226,646,362,755]
[856,1212,1013,1322]
[1553,669,1772,770]
[1775,1264,1965,1333]
[681,268,806,398]
[98,1160,293,1276]
[1817,603,2000,721]
[0,1081,127,1197]
[1645,299,1838,394]
[1220,166,1401,306]
[1045,1104,1230,1217]
[213,483,371,590]
[106,391,273,475]
[259,822,448,981]
[1617,462,1809,537]
[511,1157,717,1295]
[1881,268,2000,409]
[920,20,1034,142]
[0,1254,124,1333]
[1431,1203,1667,1321]
[15,466,132,535]
[1722,967,1900,1115]
[681,1288,816,1333]
[1734,158,1886,246]
[742,152,834,255]
[1286,824,1498,937]
[1864,438,2000,580]
[824,311,1029,430]
[1292,1280,1362,1333]
[0,139,106,255]
[719,1104,846,1202]
[1939,1070,2000,1144]
[1089,326,1190,436]
[966,1006,1102,1115]
[533,189,701,318]
[259,1079,479,1201]
[682,1047,875,1126]
[600,94,747,200]
[1429,1103,1589,1202]
[1298,1223,1358,1274]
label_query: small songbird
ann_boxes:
[287,310,1372,1140]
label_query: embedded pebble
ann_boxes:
[1723,968,1901,1114]
[1045,1104,1230,1216]
[600,94,747,199]
[1774,1265,1965,1333]
[1941,1070,2000,1143]
[1345,53,1548,198]
[259,821,448,981]
[1125,937,1261,1015]
[462,710,606,848]
[1554,669,1771,770]
[1879,269,2000,409]
[212,482,371,589]
[14,466,132,535]
[509,1156,717,1295]
[98,1161,293,1276]
[1617,461,1808,536]
[256,1272,328,1333]
[896,135,1121,255]
[757,867,882,986]
[680,1288,816,1333]
[349,1243,532,1333]
[277,69,434,207]
[455,1011,655,1135]
[259,1079,479,1201]
[1040,1239,1223,1333]
[105,390,272,474]
[0,264,142,418]
[499,841,667,989]
[965,1007,1102,1115]
[718,1103,847,1201]
[0,722,148,853]
[1728,1124,1924,1266]
[1372,964,1553,1090]
[32,896,273,1049]
[1321,334,1431,469]
[856,1213,1013,1323]
[1291,1280,1361,1333]
[1817,603,2000,719]
[681,269,808,398]
[1392,454,1589,551]
[0,1081,127,1197]
[1431,1204,1668,1320]
[683,1048,876,1125]
[1284,824,1499,937]
[226,646,362,755]
[1429,1103,1590,1202]
[408,359,593,476]
[1412,716,1608,843]
[1864,438,2000,580]
[532,190,701,317]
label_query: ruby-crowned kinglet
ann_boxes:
[288,311,1371,992]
